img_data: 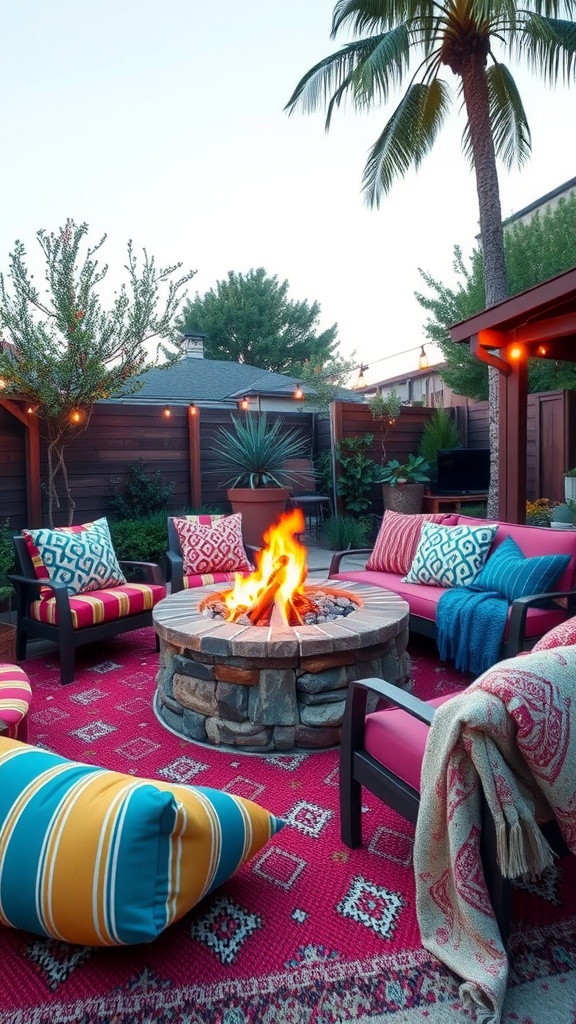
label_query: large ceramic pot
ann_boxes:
[227,487,291,548]
[382,483,425,515]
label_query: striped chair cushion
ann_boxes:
[0,666,32,741]
[183,570,247,590]
[0,737,284,946]
[30,582,166,628]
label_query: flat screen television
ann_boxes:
[436,448,490,496]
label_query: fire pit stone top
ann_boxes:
[153,581,410,660]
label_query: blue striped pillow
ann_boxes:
[0,738,284,946]
[474,535,570,602]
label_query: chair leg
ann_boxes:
[340,765,363,848]
[59,643,76,686]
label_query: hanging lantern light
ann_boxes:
[293,383,304,400]
[418,346,429,369]
[353,365,368,389]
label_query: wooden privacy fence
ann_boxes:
[1,391,575,529]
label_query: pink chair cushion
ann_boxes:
[364,692,458,792]
[0,664,32,741]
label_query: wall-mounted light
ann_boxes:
[509,345,523,361]
[293,383,304,400]
[188,402,197,416]
[238,396,250,411]
[163,405,172,418]
[537,345,547,356]
[418,345,429,369]
[353,365,368,389]
[27,404,38,415]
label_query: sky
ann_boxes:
[0,0,574,387]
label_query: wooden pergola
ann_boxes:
[449,267,576,523]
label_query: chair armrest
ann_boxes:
[506,589,576,657]
[8,573,74,627]
[346,677,436,725]
[329,548,372,576]
[119,560,164,585]
[245,544,259,565]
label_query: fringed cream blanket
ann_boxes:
[415,646,576,1023]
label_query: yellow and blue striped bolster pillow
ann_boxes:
[0,737,284,946]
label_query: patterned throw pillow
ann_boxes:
[24,518,126,595]
[0,736,284,946]
[366,511,459,575]
[403,521,498,588]
[474,534,570,602]
[175,513,252,574]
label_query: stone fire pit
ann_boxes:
[154,580,410,752]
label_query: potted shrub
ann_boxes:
[379,455,431,514]
[551,503,576,529]
[564,468,576,502]
[0,520,17,663]
[212,413,310,547]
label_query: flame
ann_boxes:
[223,507,308,626]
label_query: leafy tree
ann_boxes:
[177,267,339,374]
[417,193,576,398]
[0,220,195,525]
[286,0,576,517]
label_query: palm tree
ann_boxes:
[286,0,576,516]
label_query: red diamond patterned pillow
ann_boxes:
[174,514,252,575]
[366,510,459,575]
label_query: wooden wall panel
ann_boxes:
[0,405,27,525]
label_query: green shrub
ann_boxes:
[418,409,461,476]
[0,519,15,604]
[335,435,382,514]
[108,459,175,520]
[108,514,168,564]
[320,515,370,551]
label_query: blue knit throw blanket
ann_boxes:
[436,586,510,675]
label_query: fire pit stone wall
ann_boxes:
[154,583,411,752]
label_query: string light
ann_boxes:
[163,405,171,418]
[188,402,197,416]
[293,383,304,400]
[70,409,81,424]
[238,396,250,411]
[351,344,436,389]
[509,345,523,361]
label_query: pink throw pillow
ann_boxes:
[366,510,459,575]
[532,616,576,651]
[175,514,252,575]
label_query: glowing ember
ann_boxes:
[198,507,362,627]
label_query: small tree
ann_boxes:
[369,388,402,463]
[0,220,195,525]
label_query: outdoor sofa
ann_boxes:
[329,512,576,660]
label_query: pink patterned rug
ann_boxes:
[1,630,575,1024]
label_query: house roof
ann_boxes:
[119,356,361,405]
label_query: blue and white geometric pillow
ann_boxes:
[28,517,127,595]
[402,521,498,588]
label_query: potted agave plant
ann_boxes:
[212,413,310,547]
[378,454,431,514]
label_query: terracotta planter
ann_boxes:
[382,483,425,515]
[0,622,17,663]
[227,487,291,548]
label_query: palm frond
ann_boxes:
[462,63,531,169]
[362,79,451,206]
[517,15,576,83]
[332,0,419,35]
[529,0,576,19]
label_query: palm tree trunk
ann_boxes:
[461,56,509,519]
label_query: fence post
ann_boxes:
[188,405,202,509]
